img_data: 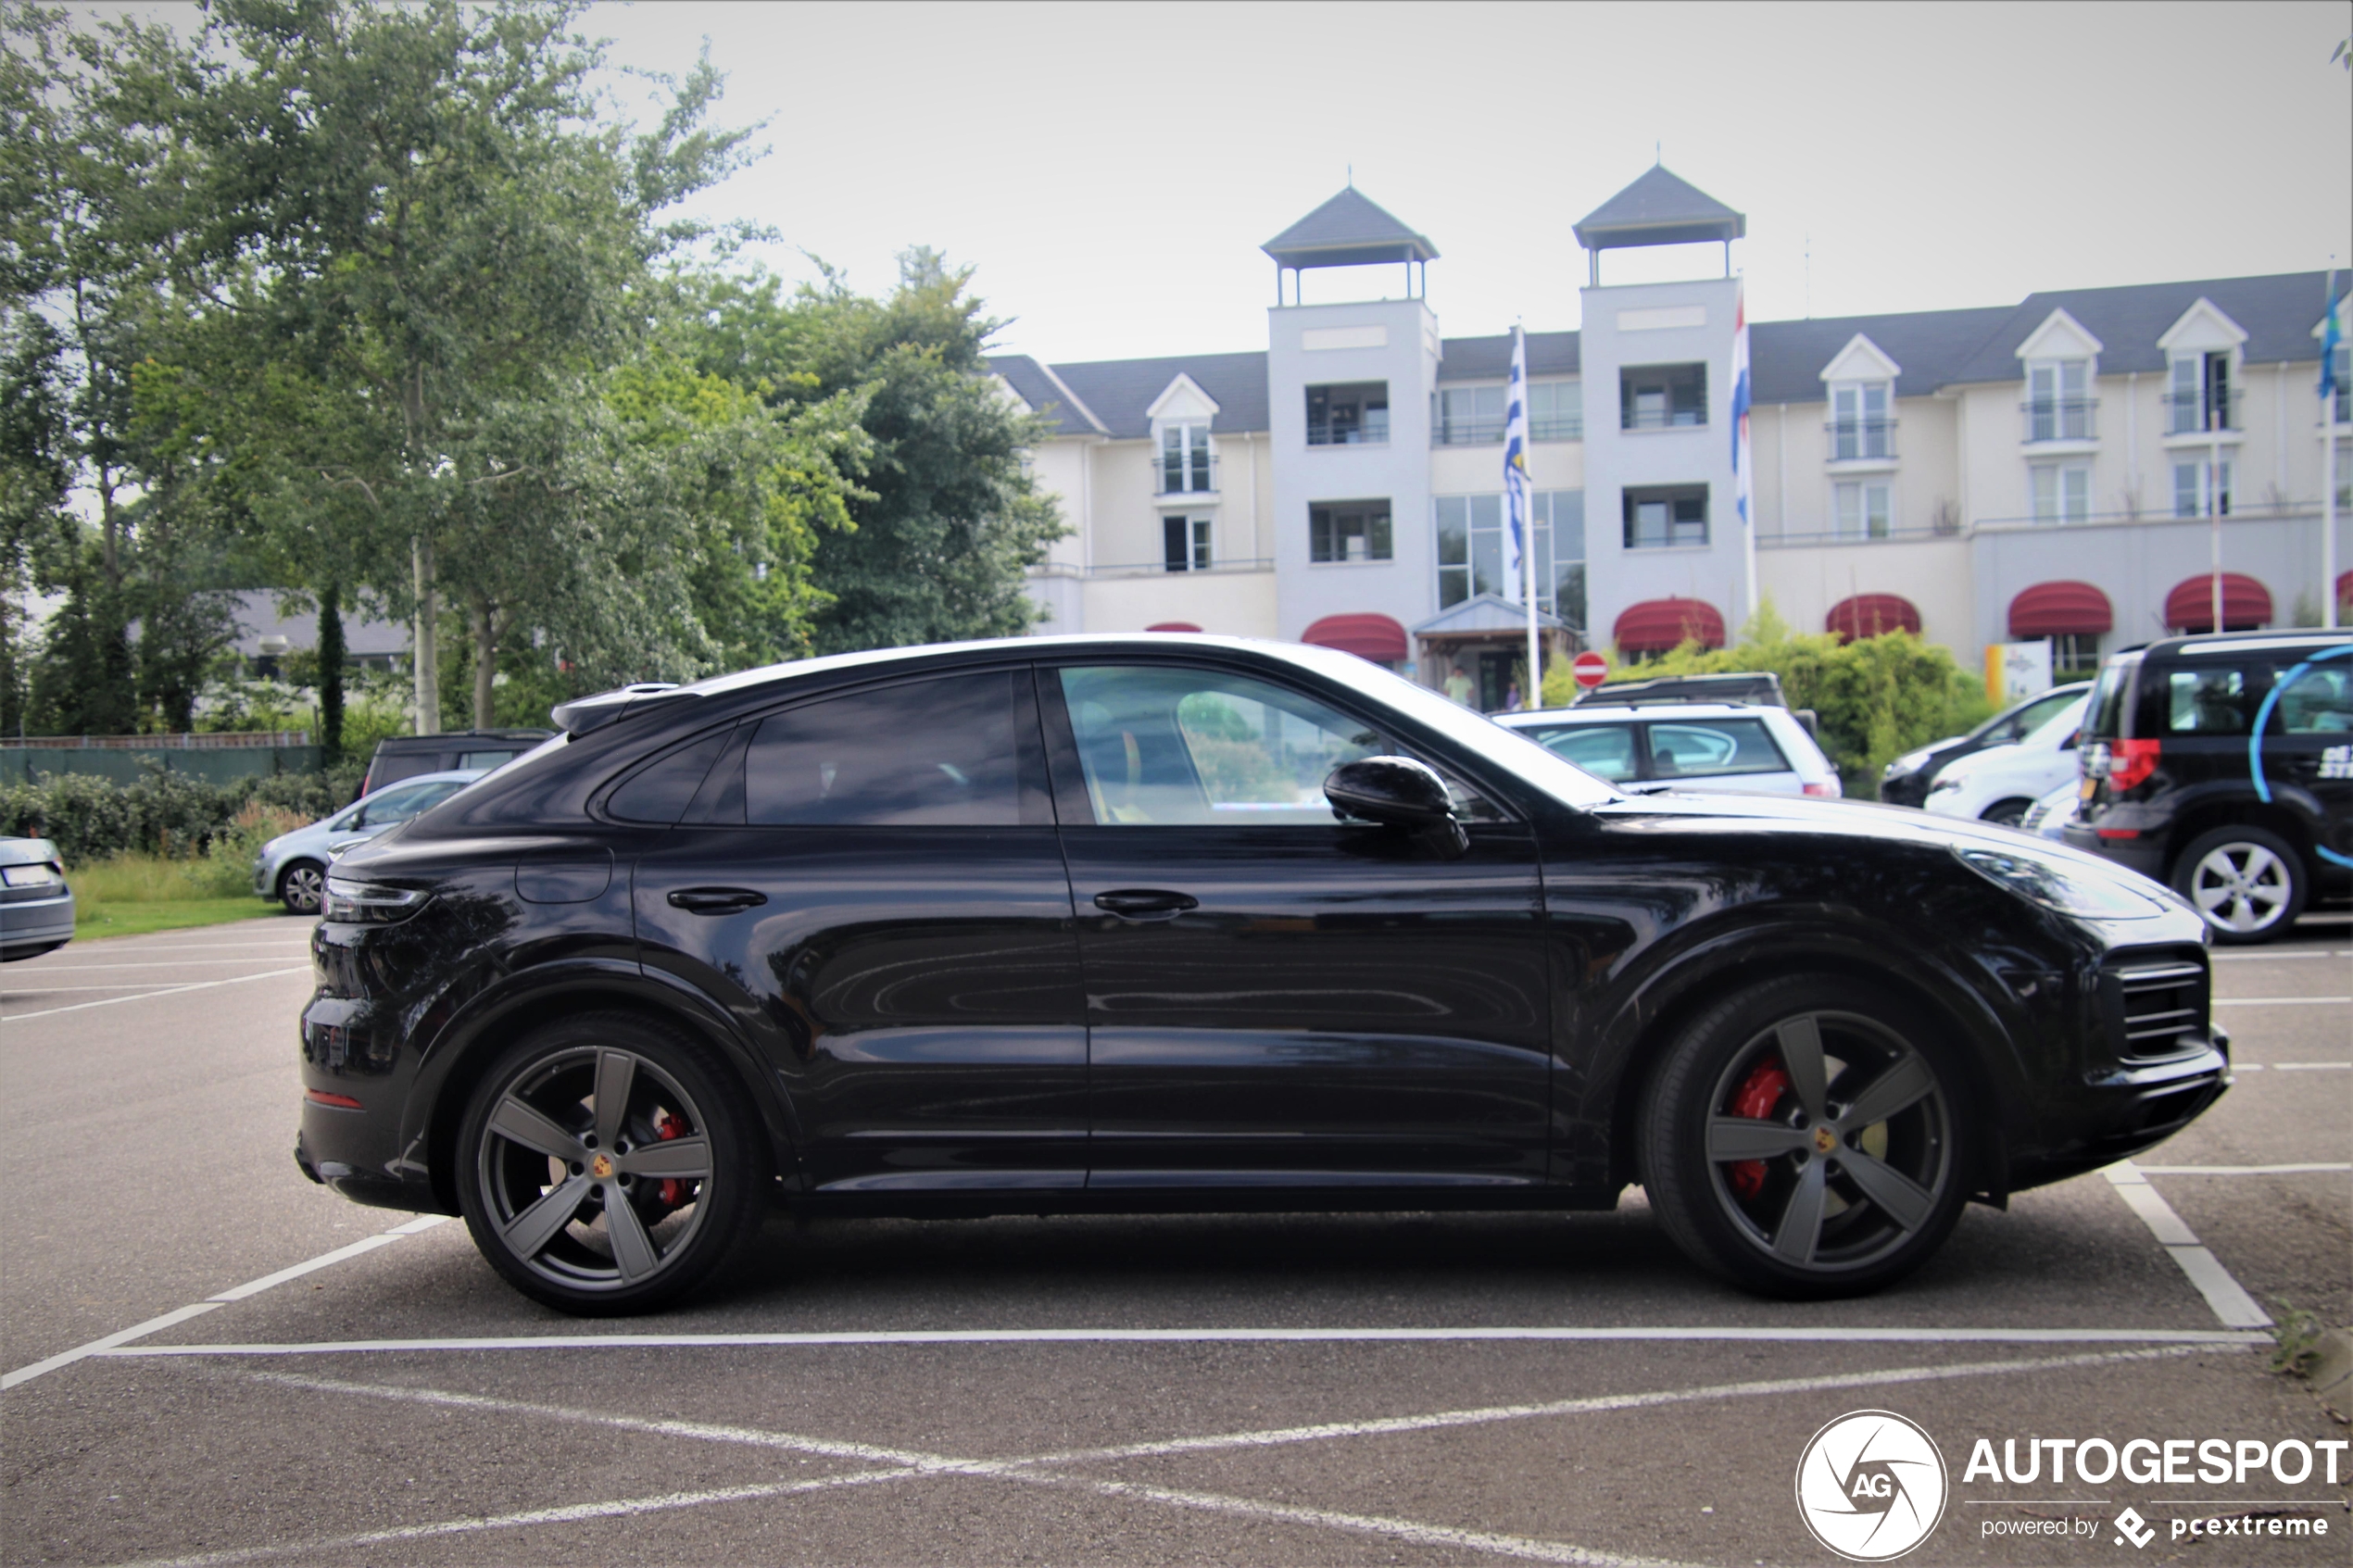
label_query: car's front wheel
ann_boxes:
[277,859,327,916]
[2172,824,2306,945]
[455,1013,762,1315]
[1979,797,2032,828]
[1638,974,1973,1298]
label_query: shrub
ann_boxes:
[0,759,359,867]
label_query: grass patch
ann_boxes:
[65,803,311,939]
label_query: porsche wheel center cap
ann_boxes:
[589,1153,614,1179]
[1814,1127,1838,1156]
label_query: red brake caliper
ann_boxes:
[656,1112,690,1209]
[1725,1058,1791,1200]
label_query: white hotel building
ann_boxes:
[991,168,2352,711]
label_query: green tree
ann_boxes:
[687,250,1064,656]
[157,0,763,731]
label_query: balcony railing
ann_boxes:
[1433,416,1504,446]
[1531,413,1582,442]
[1154,453,1220,495]
[1306,413,1390,446]
[2159,388,2244,436]
[1825,418,1898,462]
[1620,407,1706,432]
[2020,398,2097,443]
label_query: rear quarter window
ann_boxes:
[1646,718,1789,779]
[2082,660,2135,740]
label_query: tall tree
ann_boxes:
[687,251,1064,656]
[162,0,763,731]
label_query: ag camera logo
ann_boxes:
[1795,1410,1949,1562]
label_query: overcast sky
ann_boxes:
[90,1,2353,365]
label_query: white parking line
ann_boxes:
[2133,1162,2352,1174]
[2102,1161,2271,1328]
[0,966,311,1022]
[107,1346,2217,1568]
[2212,996,2352,1005]
[10,958,317,970]
[2210,950,2351,961]
[103,1323,2271,1360]
[0,1216,450,1390]
[0,983,227,993]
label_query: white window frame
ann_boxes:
[2027,358,2092,441]
[2030,462,2091,523]
[1434,384,1505,446]
[1529,379,1582,442]
[2171,458,2232,519]
[1830,382,1893,460]
[1833,480,1893,539]
[1159,422,1214,495]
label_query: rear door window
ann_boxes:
[2162,667,2261,734]
[744,671,1038,826]
[1643,718,1789,779]
[1530,722,1638,783]
[2275,664,2353,734]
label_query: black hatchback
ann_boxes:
[298,636,2224,1314]
[2068,629,2352,943]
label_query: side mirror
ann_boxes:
[1325,756,1467,859]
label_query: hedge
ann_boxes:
[0,760,364,866]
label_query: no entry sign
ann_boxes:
[1571,649,1609,690]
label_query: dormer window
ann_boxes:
[1160,423,1214,494]
[1829,383,1893,460]
[2025,360,2094,442]
[2165,353,2237,435]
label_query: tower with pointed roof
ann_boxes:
[1574,164,1752,661]
[1263,186,1444,651]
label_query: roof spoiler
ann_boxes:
[551,683,697,736]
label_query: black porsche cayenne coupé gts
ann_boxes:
[296,635,2227,1314]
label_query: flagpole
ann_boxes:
[2326,270,2340,631]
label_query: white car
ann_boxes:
[1495,702,1843,797]
[1921,696,2088,827]
[2019,777,2082,842]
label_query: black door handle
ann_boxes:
[667,887,768,915]
[1093,889,1199,920]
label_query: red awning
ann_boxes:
[2337,571,2352,612]
[1145,621,1202,633]
[1614,597,1725,654]
[2007,581,2113,638]
[1825,594,1921,643]
[1302,612,1408,662]
[2162,572,2272,633]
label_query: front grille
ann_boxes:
[2106,960,2208,1061]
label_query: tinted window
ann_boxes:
[608,730,731,823]
[2082,660,2134,740]
[2275,664,2353,734]
[457,749,518,771]
[1529,723,1638,782]
[2164,667,2257,734]
[745,672,1026,826]
[1061,667,1384,826]
[1647,718,1788,778]
[354,779,457,827]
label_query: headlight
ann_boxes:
[1927,773,1963,794]
[1884,749,1931,777]
[321,875,429,924]
[1952,847,2161,918]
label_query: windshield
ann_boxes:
[2022,696,2088,751]
[1281,645,1621,808]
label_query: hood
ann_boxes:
[1589,788,2138,881]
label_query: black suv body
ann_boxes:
[295,635,2224,1315]
[1878,684,2092,809]
[361,729,555,795]
[2067,630,2352,943]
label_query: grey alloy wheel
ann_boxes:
[279,860,326,915]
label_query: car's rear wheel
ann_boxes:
[1638,974,1972,1299]
[455,1013,762,1315]
[278,859,326,915]
[2172,825,2306,945]
[1979,797,2032,828]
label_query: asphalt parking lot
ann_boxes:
[2,915,2347,1567]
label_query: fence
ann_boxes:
[0,733,321,787]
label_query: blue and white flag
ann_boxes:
[2322,282,2344,404]
[1504,325,1532,583]
[1730,283,1754,529]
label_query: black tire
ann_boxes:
[1979,797,2032,828]
[455,1011,763,1315]
[278,859,327,916]
[2171,824,2306,945]
[1637,974,1973,1299]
